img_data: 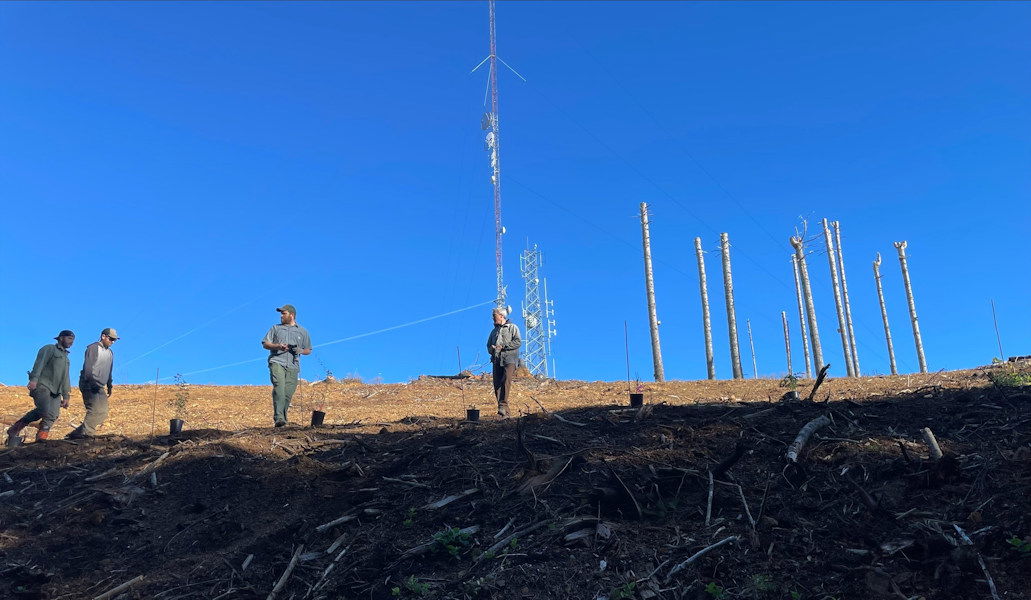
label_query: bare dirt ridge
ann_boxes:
[1,367,1029,600]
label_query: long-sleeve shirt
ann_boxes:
[79,341,114,389]
[28,343,72,399]
[486,321,521,366]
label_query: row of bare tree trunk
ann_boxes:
[638,203,927,381]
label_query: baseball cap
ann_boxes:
[276,304,297,315]
[54,330,75,340]
[102,328,119,340]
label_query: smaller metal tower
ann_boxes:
[520,245,557,378]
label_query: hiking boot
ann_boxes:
[274,420,286,428]
[66,426,86,440]
[35,430,50,442]
[497,405,510,419]
[6,420,27,447]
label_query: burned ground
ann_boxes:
[2,367,1030,600]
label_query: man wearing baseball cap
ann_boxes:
[67,328,119,439]
[5,330,75,446]
[261,305,311,427]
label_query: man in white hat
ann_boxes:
[67,328,119,439]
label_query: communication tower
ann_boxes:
[520,245,557,378]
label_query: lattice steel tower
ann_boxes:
[521,245,557,378]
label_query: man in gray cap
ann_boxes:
[67,328,118,439]
[6,330,75,446]
[262,305,311,427]
[486,307,521,418]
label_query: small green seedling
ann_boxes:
[610,581,636,600]
[1007,536,1031,556]
[432,527,473,558]
[705,582,726,599]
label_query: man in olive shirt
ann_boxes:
[6,330,75,445]
[262,304,311,427]
[486,307,521,418]
[67,328,119,439]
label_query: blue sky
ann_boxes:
[2,1,1028,385]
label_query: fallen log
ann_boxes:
[391,525,481,566]
[785,415,832,463]
[665,535,740,581]
[93,575,144,600]
[423,488,479,510]
[471,520,554,568]
[267,544,303,600]
[315,514,357,532]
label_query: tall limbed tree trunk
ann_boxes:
[833,221,860,376]
[872,253,898,375]
[782,310,793,376]
[894,241,927,373]
[790,236,824,373]
[694,237,716,380]
[823,218,854,377]
[640,203,664,382]
[792,255,813,378]
[721,233,744,379]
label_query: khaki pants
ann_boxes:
[78,383,109,436]
[269,363,299,424]
[492,362,516,415]
[20,386,62,432]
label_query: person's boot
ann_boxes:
[65,425,85,440]
[35,430,50,442]
[497,404,510,419]
[6,420,28,447]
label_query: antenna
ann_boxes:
[472,0,525,312]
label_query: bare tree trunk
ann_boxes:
[833,221,860,376]
[694,237,716,380]
[873,253,898,375]
[792,255,812,378]
[640,203,665,382]
[746,318,758,379]
[791,237,824,373]
[823,218,854,377]
[894,241,927,373]
[782,310,792,376]
[721,233,743,379]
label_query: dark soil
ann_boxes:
[2,367,1030,600]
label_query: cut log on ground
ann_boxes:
[786,415,832,463]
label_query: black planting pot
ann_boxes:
[311,410,326,427]
[629,393,644,408]
[466,408,480,422]
[169,418,184,436]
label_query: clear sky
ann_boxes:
[2,1,1028,386]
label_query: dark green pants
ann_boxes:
[269,363,299,424]
[20,386,62,432]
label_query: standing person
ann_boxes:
[6,330,75,446]
[262,304,311,427]
[67,328,118,439]
[486,307,521,418]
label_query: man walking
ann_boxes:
[262,304,311,427]
[6,330,75,446]
[67,328,118,439]
[486,307,521,418]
